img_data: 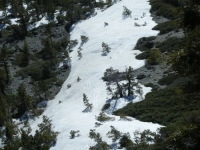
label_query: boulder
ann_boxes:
[136,74,146,80]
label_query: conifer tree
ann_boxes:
[78,50,82,59]
[107,126,121,143]
[83,93,93,111]
[104,67,124,98]
[123,66,136,97]
[21,40,30,67]
[102,42,111,55]
[15,84,33,117]
[0,69,7,94]
[0,44,10,84]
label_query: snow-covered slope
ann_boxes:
[30,0,160,149]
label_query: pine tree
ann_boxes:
[123,66,136,97]
[107,126,121,143]
[83,93,93,111]
[0,44,10,84]
[104,67,124,98]
[0,69,7,94]
[102,42,111,55]
[20,40,30,67]
[15,84,33,117]
[78,50,82,59]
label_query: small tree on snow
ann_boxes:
[89,129,110,150]
[104,67,124,98]
[102,42,111,55]
[135,83,143,100]
[78,50,82,59]
[83,93,93,111]
[122,6,132,18]
[80,35,89,43]
[107,126,121,143]
[70,130,80,139]
[123,66,136,97]
[77,76,81,82]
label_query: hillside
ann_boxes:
[28,0,161,149]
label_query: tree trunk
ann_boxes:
[116,82,123,98]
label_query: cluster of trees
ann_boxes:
[89,126,156,150]
[0,116,58,149]
[103,66,143,99]
[0,0,112,37]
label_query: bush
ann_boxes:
[114,86,200,126]
[96,112,115,122]
[156,37,182,52]
[153,20,178,35]
[145,83,160,91]
[134,36,156,51]
[147,49,162,65]
[102,103,111,111]
[149,0,179,19]
[158,74,179,85]
[135,51,150,60]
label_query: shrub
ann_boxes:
[135,51,150,60]
[114,86,200,126]
[102,42,111,55]
[158,74,179,85]
[134,36,156,51]
[153,20,178,35]
[96,112,115,122]
[102,103,111,111]
[156,37,182,52]
[147,49,162,65]
[122,6,132,18]
[149,0,179,19]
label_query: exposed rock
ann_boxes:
[137,74,146,80]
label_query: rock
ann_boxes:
[137,74,146,80]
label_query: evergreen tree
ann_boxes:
[78,50,82,59]
[104,67,124,98]
[14,84,33,117]
[83,93,93,111]
[0,44,10,84]
[123,66,136,97]
[102,42,111,55]
[0,69,7,94]
[107,126,121,143]
[170,1,200,81]
[20,40,30,67]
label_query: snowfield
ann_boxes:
[30,0,160,149]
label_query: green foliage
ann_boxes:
[83,93,93,111]
[153,20,178,35]
[70,130,80,139]
[147,49,162,65]
[102,103,110,111]
[1,116,58,149]
[102,42,111,55]
[156,37,181,53]
[96,112,115,122]
[135,51,150,60]
[89,129,110,150]
[122,6,132,18]
[149,0,179,19]
[114,86,200,126]
[20,40,30,67]
[119,133,134,149]
[107,126,121,142]
[158,74,179,85]
[145,83,160,91]
[134,36,156,52]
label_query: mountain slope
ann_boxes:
[30,0,160,149]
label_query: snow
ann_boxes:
[30,0,160,149]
